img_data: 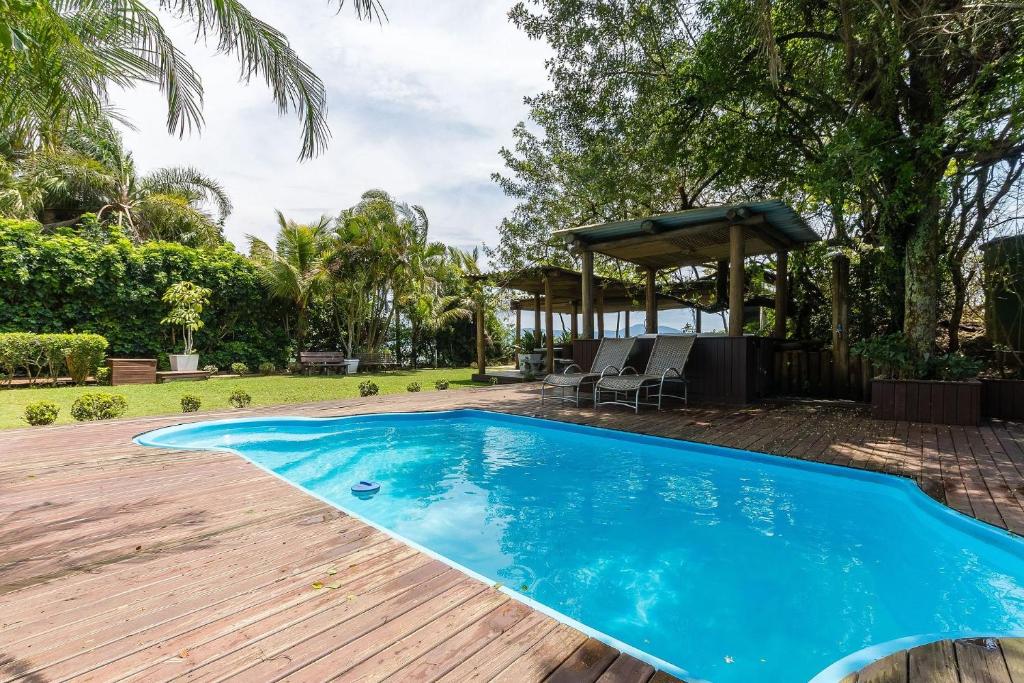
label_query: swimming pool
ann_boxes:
[136,409,1024,682]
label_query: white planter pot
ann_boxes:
[344,359,360,374]
[169,354,199,371]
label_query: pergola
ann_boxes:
[555,201,820,338]
[474,266,687,373]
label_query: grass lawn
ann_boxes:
[0,368,483,429]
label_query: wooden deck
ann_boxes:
[3,384,1024,681]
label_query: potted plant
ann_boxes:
[853,333,983,425]
[161,281,211,372]
[516,330,543,374]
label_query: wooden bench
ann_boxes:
[298,351,348,375]
[356,350,399,371]
[107,358,157,386]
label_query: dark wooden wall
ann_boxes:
[571,336,771,404]
[872,379,981,426]
[982,379,1024,421]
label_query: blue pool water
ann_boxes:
[136,410,1024,682]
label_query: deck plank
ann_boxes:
[3,385,1024,683]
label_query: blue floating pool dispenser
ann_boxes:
[351,480,381,495]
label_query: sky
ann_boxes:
[111,0,550,255]
[110,0,713,332]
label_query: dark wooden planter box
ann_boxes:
[981,378,1024,421]
[871,378,981,426]
[107,358,157,386]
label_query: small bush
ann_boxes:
[406,381,421,392]
[202,364,218,374]
[434,378,449,390]
[228,389,251,408]
[62,334,108,385]
[25,401,59,426]
[71,393,127,421]
[258,361,275,375]
[287,361,303,374]
[230,362,249,375]
[180,394,202,413]
[359,380,379,397]
[488,376,499,386]
[95,367,111,385]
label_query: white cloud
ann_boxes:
[110,0,550,257]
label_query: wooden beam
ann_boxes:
[694,307,702,334]
[729,223,745,336]
[624,309,631,337]
[534,293,542,347]
[475,300,486,375]
[596,287,605,339]
[570,300,579,340]
[645,267,658,334]
[544,273,555,374]
[581,250,594,339]
[774,250,788,339]
[514,308,522,369]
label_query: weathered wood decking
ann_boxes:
[3,384,1024,682]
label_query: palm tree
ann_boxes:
[0,0,384,159]
[27,123,231,246]
[248,211,333,353]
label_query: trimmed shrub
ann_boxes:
[25,401,59,426]
[202,364,218,373]
[228,389,251,408]
[95,367,111,385]
[488,376,499,386]
[62,333,108,384]
[434,378,449,390]
[258,361,275,375]
[180,394,201,413]
[359,380,379,397]
[406,381,421,392]
[230,362,249,375]
[287,361,303,374]
[0,332,107,385]
[71,393,127,421]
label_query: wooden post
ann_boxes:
[570,301,579,340]
[514,307,521,369]
[645,267,658,334]
[716,259,729,307]
[832,252,850,395]
[596,287,605,339]
[624,309,631,337]
[475,300,486,376]
[694,307,702,334]
[774,250,788,339]
[533,293,542,348]
[581,250,594,339]
[729,224,745,336]
[544,272,555,374]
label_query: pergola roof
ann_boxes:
[510,293,685,314]
[555,201,819,270]
[477,266,687,312]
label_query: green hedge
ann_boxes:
[0,219,290,369]
[0,332,107,384]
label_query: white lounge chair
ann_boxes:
[595,335,696,412]
[540,337,637,407]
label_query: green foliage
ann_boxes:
[854,333,983,380]
[70,393,127,421]
[230,362,249,375]
[95,367,111,385]
[161,281,211,355]
[0,332,107,385]
[434,378,449,390]
[202,364,218,373]
[228,389,251,408]
[406,381,421,392]
[489,376,499,386]
[358,380,379,397]
[180,394,201,413]
[0,220,289,370]
[258,361,276,375]
[24,401,59,426]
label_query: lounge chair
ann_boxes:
[540,337,637,407]
[595,335,696,412]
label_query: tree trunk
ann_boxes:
[948,261,966,353]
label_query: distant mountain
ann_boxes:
[607,325,680,337]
